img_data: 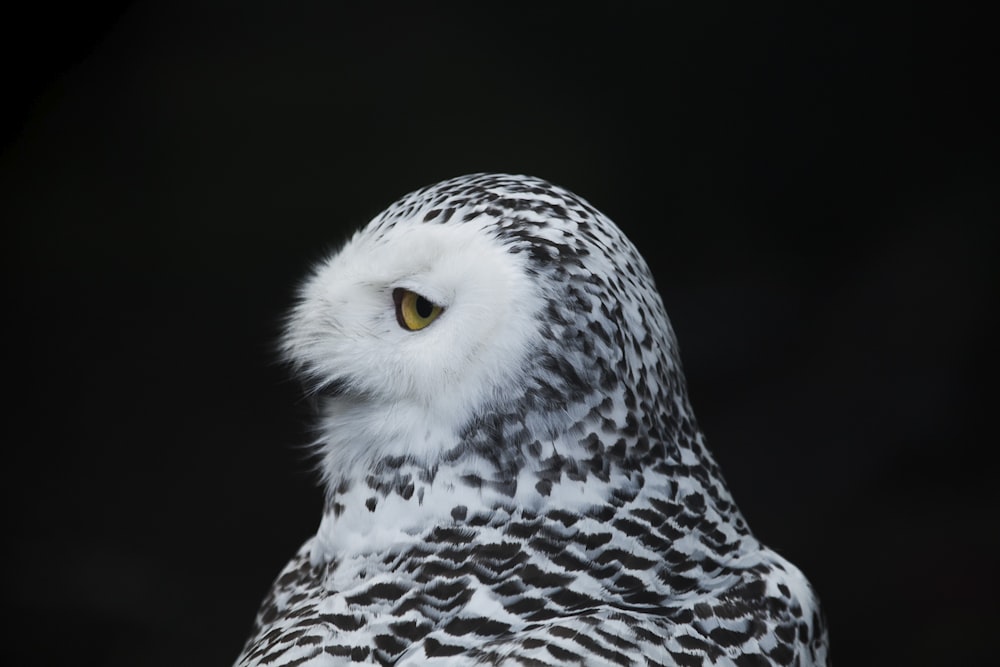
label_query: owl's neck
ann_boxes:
[310,443,656,565]
[308,370,739,564]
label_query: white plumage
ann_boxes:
[236,173,829,666]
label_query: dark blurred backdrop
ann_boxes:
[3,2,995,665]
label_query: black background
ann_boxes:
[3,2,995,665]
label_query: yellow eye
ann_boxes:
[393,288,444,331]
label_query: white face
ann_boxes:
[283,216,547,475]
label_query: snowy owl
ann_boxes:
[235,173,829,666]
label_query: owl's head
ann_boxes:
[283,174,685,485]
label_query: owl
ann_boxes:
[235,173,829,666]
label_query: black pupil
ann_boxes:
[415,296,434,319]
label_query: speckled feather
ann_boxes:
[235,174,829,666]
